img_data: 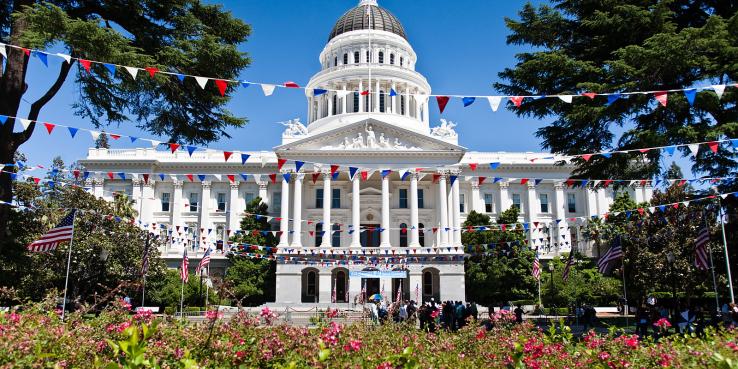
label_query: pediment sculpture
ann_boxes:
[279,118,308,137]
[320,124,419,150]
[430,119,458,138]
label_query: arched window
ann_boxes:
[343,53,348,65]
[307,271,317,297]
[334,56,337,67]
[399,223,408,247]
[379,90,385,112]
[332,94,337,115]
[353,92,359,113]
[354,51,360,64]
[390,53,395,65]
[332,224,341,247]
[419,223,425,246]
[400,56,404,66]
[378,51,384,64]
[423,271,432,296]
[335,270,347,302]
[315,223,323,247]
[400,95,406,115]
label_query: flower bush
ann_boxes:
[0,303,737,368]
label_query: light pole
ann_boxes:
[548,262,555,315]
[666,252,677,319]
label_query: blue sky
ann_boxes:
[18,0,560,167]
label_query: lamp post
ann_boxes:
[548,262,555,315]
[666,252,677,320]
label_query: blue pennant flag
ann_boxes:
[462,97,475,107]
[450,175,458,185]
[241,153,250,164]
[82,171,90,180]
[129,136,138,143]
[197,174,206,181]
[684,89,697,106]
[33,51,48,67]
[67,127,78,138]
[658,205,666,212]
[579,179,589,187]
[600,152,612,158]
[534,179,543,186]
[401,171,411,181]
[295,161,305,172]
[240,173,249,181]
[0,115,7,125]
[103,63,116,75]
[523,223,529,231]
[117,172,126,180]
[606,93,621,106]
[158,173,165,181]
[283,173,291,182]
[493,177,503,183]
[241,81,251,88]
[331,171,339,180]
[663,146,676,156]
[175,74,185,82]
[9,173,16,180]
[313,89,327,96]
[389,88,397,97]
[731,139,738,151]
[625,211,632,219]
[349,167,358,179]
[490,162,500,170]
[186,146,197,156]
[381,169,391,178]
[653,180,662,187]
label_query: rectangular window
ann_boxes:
[161,192,170,212]
[460,194,465,213]
[332,188,341,208]
[316,188,324,208]
[484,193,493,213]
[188,192,199,212]
[354,51,359,64]
[418,189,424,208]
[539,194,549,213]
[315,224,323,247]
[273,191,281,212]
[399,189,408,208]
[217,193,226,212]
[332,224,341,247]
[567,193,577,213]
[244,192,255,206]
[512,193,521,210]
[366,50,370,63]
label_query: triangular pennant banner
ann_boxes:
[194,76,209,89]
[436,96,450,113]
[261,84,276,96]
[487,96,503,111]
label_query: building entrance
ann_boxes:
[360,224,381,247]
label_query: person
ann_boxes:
[514,305,524,324]
[418,303,428,331]
[455,301,466,330]
[636,304,650,338]
[369,302,379,325]
[399,301,408,322]
[406,300,417,323]
[483,310,495,331]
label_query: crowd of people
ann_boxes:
[634,301,738,338]
[365,298,479,332]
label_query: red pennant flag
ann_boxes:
[640,179,648,186]
[432,173,441,183]
[478,177,486,185]
[32,177,40,185]
[145,67,159,77]
[673,203,680,209]
[707,141,719,153]
[330,165,339,175]
[565,179,576,187]
[109,134,121,140]
[637,208,645,216]
[215,79,228,96]
[677,179,687,187]
[107,172,114,179]
[581,92,597,99]
[638,148,650,153]
[432,227,438,233]
[360,90,369,96]
[223,151,233,162]
[311,172,321,184]
[469,163,478,171]
[79,59,91,73]
[501,224,507,232]
[284,81,299,88]
[654,91,668,107]
[22,48,30,56]
[510,96,524,107]
[227,174,235,183]
[169,143,180,153]
[520,178,529,185]
[143,173,150,184]
[277,159,287,170]
[72,170,80,179]
[602,179,613,188]
[43,123,55,134]
[186,174,194,182]
[581,154,592,162]
[309,231,315,237]
[436,96,450,114]
[269,173,277,184]
[361,171,368,181]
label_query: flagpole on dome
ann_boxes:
[716,193,735,303]
[61,209,77,321]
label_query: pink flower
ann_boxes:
[476,329,486,340]
[598,351,610,361]
[430,309,439,318]
[653,318,671,329]
[260,306,278,325]
[205,310,222,321]
[326,308,339,319]
[623,335,638,349]
[376,362,393,369]
[345,339,362,352]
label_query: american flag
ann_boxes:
[196,247,212,276]
[180,249,189,283]
[396,284,402,303]
[27,209,76,252]
[562,249,575,283]
[532,249,541,280]
[694,225,710,270]
[598,236,623,274]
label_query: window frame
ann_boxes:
[331,188,340,209]
[512,193,521,211]
[390,53,395,65]
[378,51,384,63]
[343,53,348,65]
[316,188,324,208]
[331,223,341,247]
[188,192,199,212]
[272,191,281,212]
[567,193,577,213]
[217,192,226,212]
[399,189,408,209]
[460,193,466,213]
[484,193,493,213]
[539,193,549,213]
[161,192,171,212]
[418,189,424,208]
[354,51,360,64]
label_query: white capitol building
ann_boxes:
[80,0,652,305]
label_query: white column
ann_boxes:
[415,93,421,120]
[351,173,361,248]
[596,188,607,216]
[321,172,332,247]
[131,179,142,214]
[643,184,653,203]
[471,181,483,213]
[409,172,420,247]
[380,173,391,247]
[317,95,323,119]
[526,183,537,248]
[342,82,348,114]
[327,91,334,116]
[308,97,313,123]
[358,80,364,112]
[258,180,269,205]
[437,172,449,247]
[447,177,454,246]
[291,174,303,247]
[227,183,240,232]
[404,85,410,117]
[375,80,380,112]
[451,173,462,246]
[423,101,430,127]
[93,179,104,198]
[278,172,290,247]
[498,182,510,213]
[553,184,567,253]
[172,180,183,228]
[200,182,211,248]
[142,181,155,223]
[319,271,332,303]
[409,271,422,303]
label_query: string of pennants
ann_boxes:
[3,41,738,115]
[1,110,736,172]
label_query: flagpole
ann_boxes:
[179,278,185,321]
[708,243,720,312]
[61,210,77,321]
[717,195,735,303]
[205,264,210,308]
[141,231,151,308]
[620,262,629,330]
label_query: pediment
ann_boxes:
[274,119,465,154]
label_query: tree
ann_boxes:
[496,1,738,184]
[223,197,276,305]
[463,208,537,306]
[94,130,109,149]
[0,1,252,248]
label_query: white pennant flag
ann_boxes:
[712,85,726,99]
[149,140,161,148]
[194,76,209,89]
[213,174,222,181]
[90,130,101,140]
[20,119,32,130]
[261,84,276,96]
[124,66,139,79]
[688,144,700,157]
[487,96,503,112]
[56,53,72,64]
[0,44,6,58]
[684,201,691,207]
[252,174,261,185]
[558,95,573,103]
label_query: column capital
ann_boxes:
[448,168,462,176]
[258,181,268,190]
[230,183,240,190]
[471,182,480,190]
[84,179,95,187]
[527,183,536,190]
[554,182,565,190]
[498,182,509,190]
[201,181,211,189]
[144,180,156,188]
[173,179,183,188]
[132,179,143,186]
[93,178,104,186]
[294,173,305,181]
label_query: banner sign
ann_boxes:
[349,270,407,279]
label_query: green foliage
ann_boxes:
[144,269,216,311]
[105,322,158,369]
[541,255,622,307]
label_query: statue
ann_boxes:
[365,124,377,148]
[378,132,390,148]
[353,132,365,148]
[430,118,458,138]
[279,118,308,137]
[393,137,407,149]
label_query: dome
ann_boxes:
[328,0,406,41]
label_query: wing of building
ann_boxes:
[79,0,653,306]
